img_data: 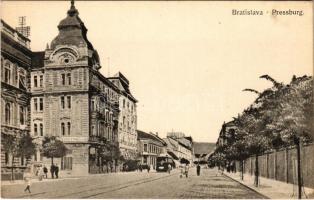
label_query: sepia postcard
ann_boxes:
[0,0,313,199]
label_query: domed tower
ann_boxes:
[40,0,103,176]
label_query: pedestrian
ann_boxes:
[180,165,184,178]
[184,164,189,178]
[139,164,142,172]
[55,163,59,178]
[50,164,55,179]
[197,164,201,176]
[147,165,150,173]
[23,168,32,193]
[43,165,48,178]
[167,164,171,174]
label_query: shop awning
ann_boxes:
[167,150,179,160]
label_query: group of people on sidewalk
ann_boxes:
[50,164,59,179]
[23,163,60,193]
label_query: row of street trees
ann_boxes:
[2,134,68,181]
[209,75,313,196]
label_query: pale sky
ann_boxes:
[1,1,312,143]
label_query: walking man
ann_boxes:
[197,164,201,176]
[50,164,55,179]
[184,164,189,178]
[167,163,172,174]
[43,165,48,178]
[55,164,59,178]
[23,168,32,193]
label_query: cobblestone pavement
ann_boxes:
[1,168,267,199]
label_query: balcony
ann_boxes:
[89,135,107,144]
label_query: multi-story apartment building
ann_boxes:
[163,135,193,165]
[28,1,123,176]
[1,1,137,177]
[137,130,166,169]
[1,20,32,179]
[109,73,138,160]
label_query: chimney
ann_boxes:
[156,132,158,137]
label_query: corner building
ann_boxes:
[30,2,135,176]
[1,20,32,180]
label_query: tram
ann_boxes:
[156,155,175,172]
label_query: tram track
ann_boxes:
[16,172,179,199]
[82,172,179,198]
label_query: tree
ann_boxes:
[229,140,250,180]
[244,134,271,187]
[99,142,122,172]
[18,133,37,160]
[42,136,68,165]
[2,133,36,181]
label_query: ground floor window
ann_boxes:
[5,152,9,165]
[61,157,73,170]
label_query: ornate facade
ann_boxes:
[1,1,138,177]
[1,20,32,179]
[109,73,138,160]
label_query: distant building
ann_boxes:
[193,142,215,164]
[217,121,237,147]
[167,131,185,139]
[137,130,166,169]
[1,20,32,179]
[163,135,193,165]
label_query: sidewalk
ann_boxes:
[224,172,314,199]
[1,170,154,186]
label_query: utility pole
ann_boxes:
[294,135,302,199]
[16,16,30,38]
[107,57,110,77]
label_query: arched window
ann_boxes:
[61,122,65,136]
[67,122,71,135]
[5,103,11,124]
[34,124,38,136]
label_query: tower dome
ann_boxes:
[50,0,94,50]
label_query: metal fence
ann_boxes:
[236,143,314,188]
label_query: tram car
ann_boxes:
[156,155,175,172]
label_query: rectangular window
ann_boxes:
[61,96,65,109]
[19,74,26,90]
[34,98,38,111]
[67,73,71,85]
[39,98,43,111]
[34,124,38,136]
[61,122,65,136]
[144,144,148,152]
[21,155,24,166]
[91,126,95,136]
[61,157,72,170]
[40,123,43,136]
[34,76,38,87]
[20,106,25,125]
[5,152,9,165]
[61,74,65,85]
[67,96,71,109]
[39,75,43,87]
[4,68,11,84]
[67,122,71,135]
[91,100,95,111]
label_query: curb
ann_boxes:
[1,171,157,186]
[223,173,270,199]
